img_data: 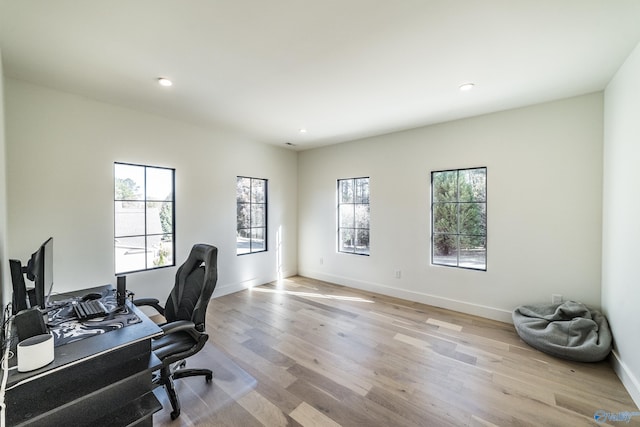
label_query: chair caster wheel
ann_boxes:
[178,361,186,369]
[171,410,180,420]
[206,373,213,382]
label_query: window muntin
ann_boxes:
[338,177,370,255]
[114,163,175,274]
[431,167,486,270]
[237,177,268,255]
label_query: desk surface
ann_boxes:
[6,284,162,390]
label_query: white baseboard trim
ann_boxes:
[610,350,640,409]
[212,269,298,298]
[213,281,250,298]
[299,270,513,324]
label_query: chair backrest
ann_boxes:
[163,244,218,331]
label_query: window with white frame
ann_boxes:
[431,167,486,270]
[114,162,175,274]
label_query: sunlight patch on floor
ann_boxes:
[290,402,343,427]
[427,317,463,332]
[251,287,374,303]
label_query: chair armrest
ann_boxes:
[132,298,165,316]
[159,320,208,345]
[160,320,196,335]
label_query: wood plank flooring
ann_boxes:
[153,276,639,426]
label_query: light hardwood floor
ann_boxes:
[153,276,639,426]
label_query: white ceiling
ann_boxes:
[2,1,640,150]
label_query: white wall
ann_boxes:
[603,41,640,407]
[298,93,603,323]
[4,79,298,303]
[0,51,9,308]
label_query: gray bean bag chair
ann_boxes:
[512,301,611,362]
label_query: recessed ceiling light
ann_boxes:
[299,128,307,134]
[158,77,173,87]
[285,142,296,146]
[459,83,475,91]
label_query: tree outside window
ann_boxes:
[338,177,370,255]
[114,163,175,274]
[431,168,486,270]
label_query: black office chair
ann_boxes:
[134,243,218,420]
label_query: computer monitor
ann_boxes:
[9,259,30,314]
[25,237,54,310]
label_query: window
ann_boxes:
[431,167,486,270]
[114,163,175,274]
[338,177,370,255]
[237,177,268,255]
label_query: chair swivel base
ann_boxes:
[159,365,213,420]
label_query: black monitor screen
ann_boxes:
[43,237,53,304]
[28,237,53,309]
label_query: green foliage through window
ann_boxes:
[431,168,486,270]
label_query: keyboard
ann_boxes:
[74,299,108,320]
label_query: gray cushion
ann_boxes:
[512,301,611,362]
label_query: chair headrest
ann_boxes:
[178,244,217,279]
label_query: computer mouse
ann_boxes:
[82,292,102,301]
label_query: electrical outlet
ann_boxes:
[552,294,563,304]
[395,270,401,279]
[320,257,323,265]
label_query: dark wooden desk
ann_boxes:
[4,285,163,426]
